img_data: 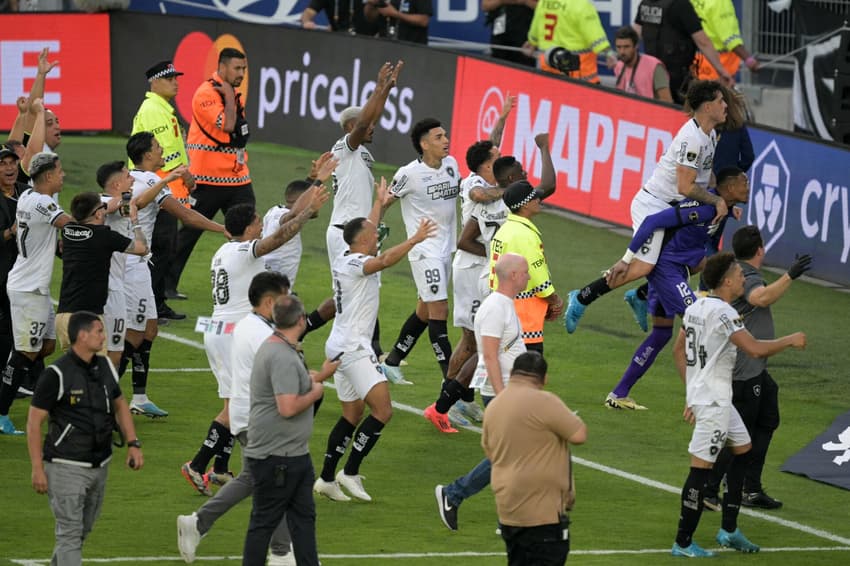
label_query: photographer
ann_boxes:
[365,0,431,44]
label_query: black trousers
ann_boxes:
[150,210,177,308]
[500,517,571,566]
[242,453,318,566]
[167,183,255,291]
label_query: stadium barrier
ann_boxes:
[1,11,847,285]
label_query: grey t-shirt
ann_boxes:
[732,262,774,381]
[244,335,313,459]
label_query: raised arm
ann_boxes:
[21,98,45,174]
[534,132,556,199]
[135,166,187,209]
[730,328,806,359]
[348,61,404,150]
[22,48,58,134]
[488,92,516,147]
[746,255,811,308]
[161,197,226,234]
[255,185,329,257]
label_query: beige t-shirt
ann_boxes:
[482,380,583,527]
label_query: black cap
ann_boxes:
[0,146,18,161]
[145,61,184,81]
[503,180,541,211]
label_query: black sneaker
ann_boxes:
[703,495,721,512]
[742,490,783,510]
[158,304,187,321]
[435,484,458,531]
[166,288,188,300]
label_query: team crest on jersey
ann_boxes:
[446,166,455,178]
[430,284,438,294]
[686,151,697,162]
[689,211,699,222]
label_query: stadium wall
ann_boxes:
[1,12,847,286]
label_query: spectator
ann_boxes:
[26,311,143,566]
[634,0,732,103]
[691,0,760,80]
[301,0,384,35]
[368,0,431,44]
[483,0,536,67]
[613,26,673,103]
[0,145,27,372]
[482,351,586,565]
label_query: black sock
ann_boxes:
[213,429,235,473]
[577,277,611,306]
[460,385,475,403]
[132,339,152,395]
[371,319,383,358]
[435,379,466,414]
[0,351,33,414]
[118,341,136,377]
[385,313,427,366]
[321,417,356,481]
[190,420,229,473]
[343,415,386,476]
[722,455,747,532]
[299,309,328,341]
[675,467,710,547]
[428,319,452,379]
[636,282,649,301]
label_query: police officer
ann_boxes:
[26,311,144,566]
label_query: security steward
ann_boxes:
[26,311,143,566]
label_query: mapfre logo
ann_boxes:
[747,140,790,252]
[477,87,505,141]
[171,32,249,124]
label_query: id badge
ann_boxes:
[493,13,506,36]
[236,148,246,165]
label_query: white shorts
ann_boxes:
[124,259,157,332]
[103,287,127,352]
[688,404,751,463]
[9,290,55,352]
[204,331,234,399]
[452,263,488,330]
[332,349,386,403]
[411,257,450,302]
[630,189,677,265]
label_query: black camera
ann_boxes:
[546,47,581,74]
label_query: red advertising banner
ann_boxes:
[450,57,686,227]
[0,14,111,131]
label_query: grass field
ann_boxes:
[1,134,849,565]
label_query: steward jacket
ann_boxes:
[31,352,123,468]
[691,0,744,78]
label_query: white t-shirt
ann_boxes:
[210,240,267,321]
[475,291,526,397]
[262,204,302,287]
[643,119,716,203]
[101,194,132,292]
[7,188,65,293]
[228,312,275,435]
[390,156,460,261]
[682,296,746,407]
[329,134,375,226]
[129,169,171,263]
[325,252,379,356]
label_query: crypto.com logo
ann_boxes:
[747,140,790,252]
[477,86,505,141]
[171,32,249,124]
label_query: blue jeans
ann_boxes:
[444,394,494,506]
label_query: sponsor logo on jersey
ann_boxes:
[427,181,458,200]
[63,226,93,241]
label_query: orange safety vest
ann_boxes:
[694,52,741,80]
[538,52,600,83]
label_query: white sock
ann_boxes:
[132,394,150,405]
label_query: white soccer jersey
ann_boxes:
[210,240,267,321]
[262,204,302,287]
[390,156,460,261]
[329,134,375,226]
[326,252,379,355]
[455,197,509,270]
[475,291,526,397]
[101,194,132,291]
[129,169,171,262]
[643,119,716,203]
[682,296,745,407]
[458,173,490,226]
[7,189,65,293]
[229,311,275,435]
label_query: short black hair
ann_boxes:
[411,118,442,155]
[716,166,745,188]
[615,26,639,45]
[285,179,311,201]
[96,161,126,189]
[273,294,305,330]
[219,47,246,64]
[68,311,101,345]
[248,271,290,307]
[466,140,495,173]
[126,131,155,166]
[224,203,257,238]
[732,225,763,261]
[70,192,103,222]
[685,80,723,112]
[702,251,738,290]
[493,156,519,187]
[343,217,368,245]
[511,351,548,382]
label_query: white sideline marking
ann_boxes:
[152,333,850,547]
[11,546,850,563]
[148,368,210,373]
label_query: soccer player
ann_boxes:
[0,152,71,435]
[182,170,332,496]
[603,167,749,410]
[380,118,460,384]
[314,183,436,502]
[564,80,731,334]
[123,132,227,418]
[670,251,805,557]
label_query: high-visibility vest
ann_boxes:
[691,0,744,78]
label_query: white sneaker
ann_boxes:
[380,363,413,385]
[177,513,201,563]
[336,471,372,501]
[456,400,485,423]
[446,404,470,427]
[313,477,351,501]
[267,547,297,566]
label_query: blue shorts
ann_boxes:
[647,261,696,319]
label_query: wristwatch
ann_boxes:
[127,439,142,449]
